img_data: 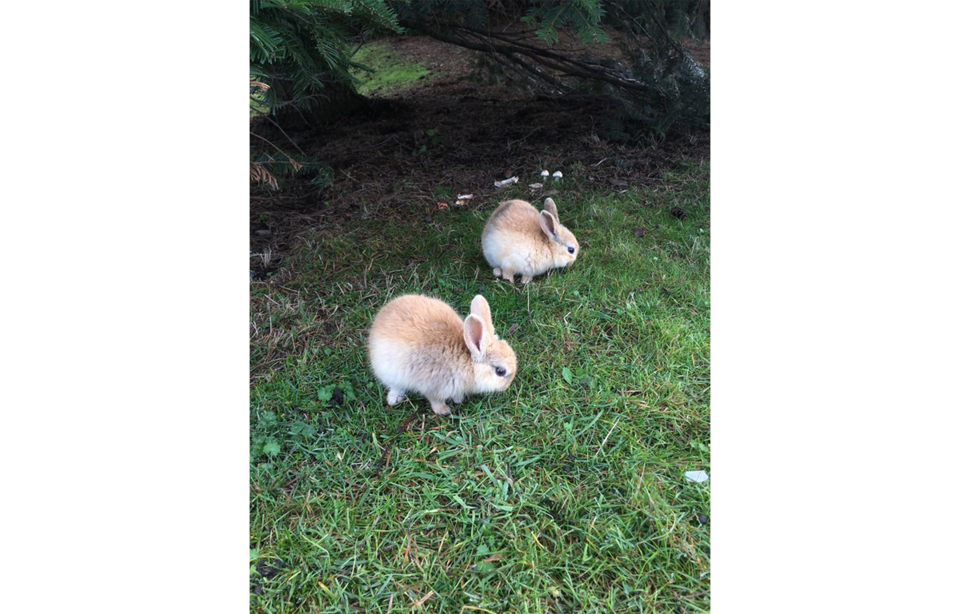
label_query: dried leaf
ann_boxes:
[250,163,278,190]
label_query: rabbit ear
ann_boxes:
[463,314,486,359]
[470,295,495,334]
[539,210,560,240]
[543,197,559,219]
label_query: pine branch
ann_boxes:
[421,21,656,98]
[250,132,304,171]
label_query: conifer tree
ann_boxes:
[250,0,403,118]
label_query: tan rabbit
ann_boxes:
[368,294,517,416]
[481,197,580,284]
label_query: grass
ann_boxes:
[250,162,711,612]
[352,43,431,97]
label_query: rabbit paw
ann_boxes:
[386,389,406,406]
[430,399,452,416]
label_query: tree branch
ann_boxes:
[417,21,656,98]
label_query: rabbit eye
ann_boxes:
[567,246,575,254]
[495,367,507,377]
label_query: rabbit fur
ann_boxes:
[481,197,579,284]
[368,294,517,416]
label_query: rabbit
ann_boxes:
[368,294,517,416]
[481,197,580,284]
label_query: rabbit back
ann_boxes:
[368,295,473,401]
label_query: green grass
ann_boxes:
[352,43,431,97]
[250,161,710,612]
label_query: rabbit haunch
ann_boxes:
[368,294,517,416]
[481,197,579,284]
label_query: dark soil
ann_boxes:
[250,36,709,280]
